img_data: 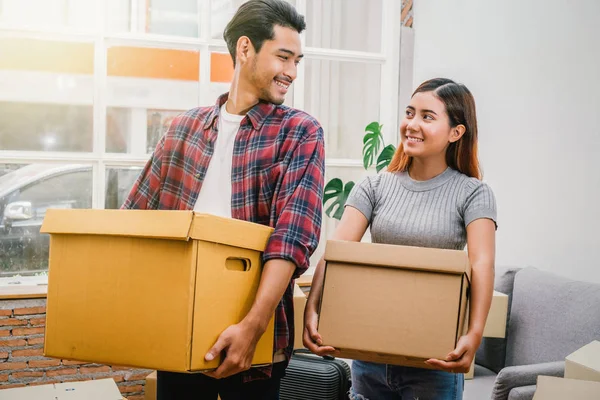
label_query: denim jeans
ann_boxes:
[349,361,464,400]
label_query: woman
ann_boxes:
[303,78,497,400]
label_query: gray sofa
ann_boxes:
[464,267,600,400]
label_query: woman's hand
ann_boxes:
[424,332,481,373]
[303,305,337,356]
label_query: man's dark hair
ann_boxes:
[223,0,306,66]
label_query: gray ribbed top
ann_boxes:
[346,168,497,250]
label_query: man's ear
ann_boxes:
[449,124,466,143]
[236,36,255,65]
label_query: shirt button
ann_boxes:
[195,173,201,179]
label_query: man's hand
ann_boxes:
[424,332,481,373]
[203,319,263,379]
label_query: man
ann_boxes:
[122,0,324,399]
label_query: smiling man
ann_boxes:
[122,1,324,399]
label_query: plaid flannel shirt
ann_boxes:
[122,93,325,381]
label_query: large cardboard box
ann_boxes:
[0,378,124,399]
[40,209,275,373]
[318,240,470,369]
[533,376,600,399]
[293,283,307,349]
[565,340,600,382]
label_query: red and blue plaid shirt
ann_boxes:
[122,93,325,381]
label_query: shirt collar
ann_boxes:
[203,93,277,131]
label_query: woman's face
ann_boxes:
[400,91,462,159]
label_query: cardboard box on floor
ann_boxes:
[565,340,600,382]
[0,378,124,400]
[293,283,307,349]
[533,376,600,399]
[318,240,470,369]
[40,209,275,373]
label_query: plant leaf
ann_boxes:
[376,144,396,172]
[362,122,384,170]
[323,178,355,220]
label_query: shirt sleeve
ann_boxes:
[262,126,325,279]
[345,175,379,222]
[463,181,498,229]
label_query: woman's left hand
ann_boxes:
[424,332,481,373]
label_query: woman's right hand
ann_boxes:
[303,305,337,356]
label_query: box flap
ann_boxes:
[533,376,600,399]
[189,213,273,251]
[0,379,122,399]
[324,240,470,276]
[566,340,600,372]
[40,209,193,240]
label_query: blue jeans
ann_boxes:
[350,361,464,400]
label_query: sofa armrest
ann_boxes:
[507,385,536,400]
[490,361,564,400]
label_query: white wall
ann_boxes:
[413,0,600,282]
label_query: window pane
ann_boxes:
[105,167,143,209]
[106,46,200,153]
[305,0,382,53]
[0,102,93,152]
[303,59,381,159]
[106,0,199,38]
[210,0,296,40]
[0,163,92,276]
[0,37,94,152]
[0,0,96,32]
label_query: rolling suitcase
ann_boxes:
[280,349,352,400]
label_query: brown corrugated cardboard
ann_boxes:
[0,378,123,399]
[533,376,600,399]
[565,340,600,382]
[40,209,274,373]
[318,240,470,369]
[145,371,157,400]
[293,283,307,349]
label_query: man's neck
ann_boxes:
[226,74,259,115]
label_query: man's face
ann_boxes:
[243,25,303,105]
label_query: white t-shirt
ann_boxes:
[193,103,244,216]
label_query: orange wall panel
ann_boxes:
[107,47,200,81]
[210,53,234,83]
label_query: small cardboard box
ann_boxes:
[565,340,600,382]
[145,371,157,400]
[40,209,274,373]
[293,283,307,349]
[0,378,124,399]
[482,290,509,338]
[533,376,600,399]
[318,240,470,369]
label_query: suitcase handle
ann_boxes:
[293,348,336,361]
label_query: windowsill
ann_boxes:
[0,276,48,299]
[0,284,47,299]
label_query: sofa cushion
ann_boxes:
[505,267,600,367]
[476,267,520,372]
[507,385,536,400]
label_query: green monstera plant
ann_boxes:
[323,122,396,220]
